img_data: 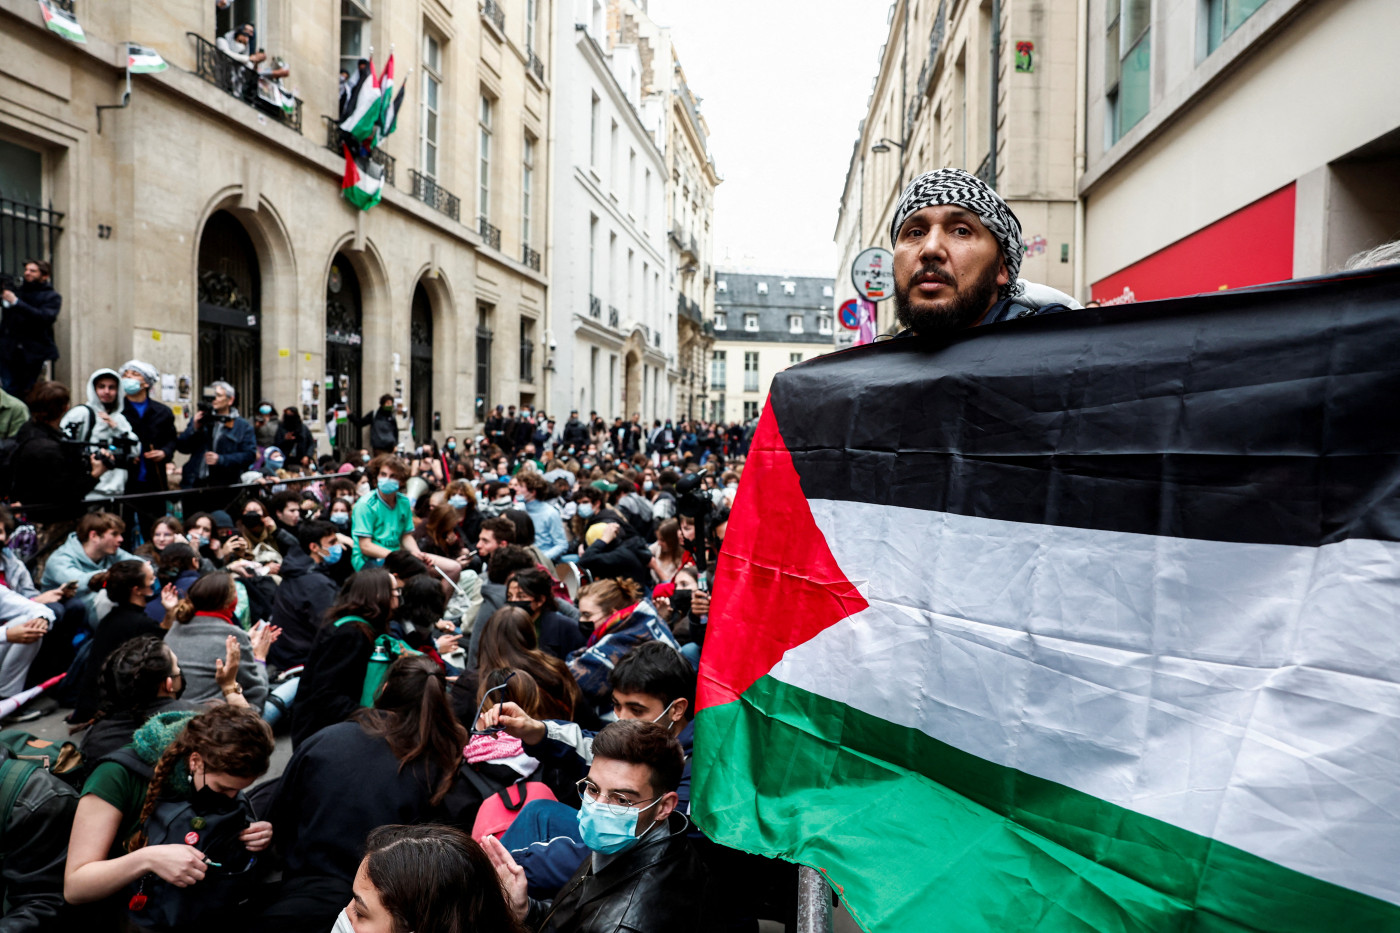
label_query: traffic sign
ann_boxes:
[838,298,860,330]
[851,247,894,302]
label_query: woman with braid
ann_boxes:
[64,705,275,926]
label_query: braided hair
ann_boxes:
[127,705,273,851]
[92,635,174,725]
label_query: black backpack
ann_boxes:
[101,748,261,930]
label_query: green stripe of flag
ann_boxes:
[693,675,1400,933]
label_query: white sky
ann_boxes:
[646,0,893,278]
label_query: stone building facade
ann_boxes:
[0,0,552,452]
[710,271,835,425]
[834,0,1081,334]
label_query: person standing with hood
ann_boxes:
[119,360,177,506]
[59,368,141,502]
[0,259,61,400]
[352,394,399,455]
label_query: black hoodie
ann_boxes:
[577,511,653,592]
[267,545,339,671]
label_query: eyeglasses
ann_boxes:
[470,670,516,735]
[575,778,659,816]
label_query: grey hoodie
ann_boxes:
[58,368,140,498]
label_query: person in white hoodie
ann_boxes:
[59,368,141,501]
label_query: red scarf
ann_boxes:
[585,602,639,647]
[194,608,238,626]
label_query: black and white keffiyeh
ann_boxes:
[889,168,1025,298]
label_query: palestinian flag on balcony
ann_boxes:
[126,43,167,73]
[374,54,405,146]
[341,146,382,211]
[339,56,381,142]
[38,0,85,43]
[692,267,1400,933]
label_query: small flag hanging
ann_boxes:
[127,43,167,74]
[339,57,381,143]
[38,0,86,43]
[341,145,383,212]
[373,54,396,147]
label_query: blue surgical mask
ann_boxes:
[259,405,273,415]
[578,503,595,518]
[377,478,400,497]
[643,480,654,492]
[271,483,287,494]
[323,542,344,565]
[268,457,284,470]
[329,512,349,526]
[448,494,468,509]
[577,796,662,854]
[481,473,498,483]
[446,442,457,450]
[361,453,370,464]
[121,377,144,397]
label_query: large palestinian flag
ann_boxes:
[692,267,1400,932]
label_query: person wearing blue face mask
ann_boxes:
[348,457,418,571]
[266,520,344,675]
[483,719,710,931]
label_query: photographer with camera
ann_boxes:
[8,380,108,523]
[0,259,61,401]
[58,368,141,502]
[175,381,256,510]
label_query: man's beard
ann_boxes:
[894,262,1002,337]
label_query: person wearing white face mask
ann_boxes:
[484,719,710,932]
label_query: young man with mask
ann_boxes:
[58,368,141,501]
[485,719,709,932]
[267,520,344,673]
[349,456,415,569]
[482,642,696,896]
[118,359,177,510]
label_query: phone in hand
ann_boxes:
[61,580,79,598]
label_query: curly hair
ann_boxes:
[92,635,174,724]
[128,705,273,851]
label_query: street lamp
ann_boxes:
[870,137,904,154]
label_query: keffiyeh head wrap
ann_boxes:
[889,168,1025,298]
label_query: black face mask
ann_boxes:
[190,771,241,815]
[507,599,535,615]
[241,513,262,526]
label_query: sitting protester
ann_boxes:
[289,567,400,746]
[64,705,275,930]
[476,606,581,723]
[485,719,710,932]
[266,520,343,673]
[145,543,201,622]
[568,579,680,714]
[342,824,526,933]
[486,641,697,897]
[70,560,173,724]
[574,520,652,594]
[79,635,205,763]
[506,567,585,662]
[133,515,185,562]
[468,544,538,667]
[41,510,139,619]
[163,572,276,713]
[261,656,507,931]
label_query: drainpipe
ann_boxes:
[988,0,1000,188]
[1073,0,1088,300]
[542,0,558,420]
[899,0,909,192]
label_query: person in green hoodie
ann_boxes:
[0,385,28,438]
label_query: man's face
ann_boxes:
[612,689,685,728]
[94,376,119,405]
[276,501,300,526]
[585,757,672,837]
[476,529,501,557]
[93,528,123,555]
[121,369,148,393]
[213,386,233,412]
[892,205,1008,337]
[22,263,43,284]
[377,466,399,485]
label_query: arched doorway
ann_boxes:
[197,211,261,408]
[410,281,434,442]
[325,253,363,456]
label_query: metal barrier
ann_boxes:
[796,867,834,933]
[9,471,352,519]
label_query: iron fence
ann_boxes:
[482,0,505,33]
[186,32,303,133]
[323,117,395,187]
[409,170,461,221]
[0,195,64,279]
[589,294,601,319]
[608,305,619,327]
[522,245,541,271]
[528,48,546,82]
[478,217,502,250]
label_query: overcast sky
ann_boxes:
[647,0,893,278]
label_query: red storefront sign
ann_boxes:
[1091,183,1296,305]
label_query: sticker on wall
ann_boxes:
[278,348,290,358]
[1015,40,1035,73]
[151,331,162,341]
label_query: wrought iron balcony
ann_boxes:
[186,33,303,134]
[589,294,601,319]
[654,331,662,348]
[686,235,698,258]
[608,305,620,327]
[323,117,395,187]
[408,169,460,220]
[528,49,546,82]
[478,217,501,250]
[482,0,505,33]
[669,224,684,247]
[522,245,541,271]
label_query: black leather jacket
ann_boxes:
[0,752,79,932]
[530,812,710,933]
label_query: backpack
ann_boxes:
[463,767,558,841]
[333,615,421,706]
[0,729,86,789]
[0,749,39,843]
[101,747,261,930]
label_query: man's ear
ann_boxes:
[996,256,1011,289]
[654,790,680,823]
[671,698,690,722]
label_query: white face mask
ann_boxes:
[331,908,355,933]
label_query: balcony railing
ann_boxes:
[528,48,545,82]
[0,195,65,275]
[654,331,662,348]
[608,305,620,327]
[482,0,505,33]
[589,294,601,319]
[408,169,460,220]
[669,224,684,247]
[478,217,501,250]
[522,245,540,271]
[323,117,395,187]
[186,33,303,134]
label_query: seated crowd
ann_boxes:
[0,376,788,932]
